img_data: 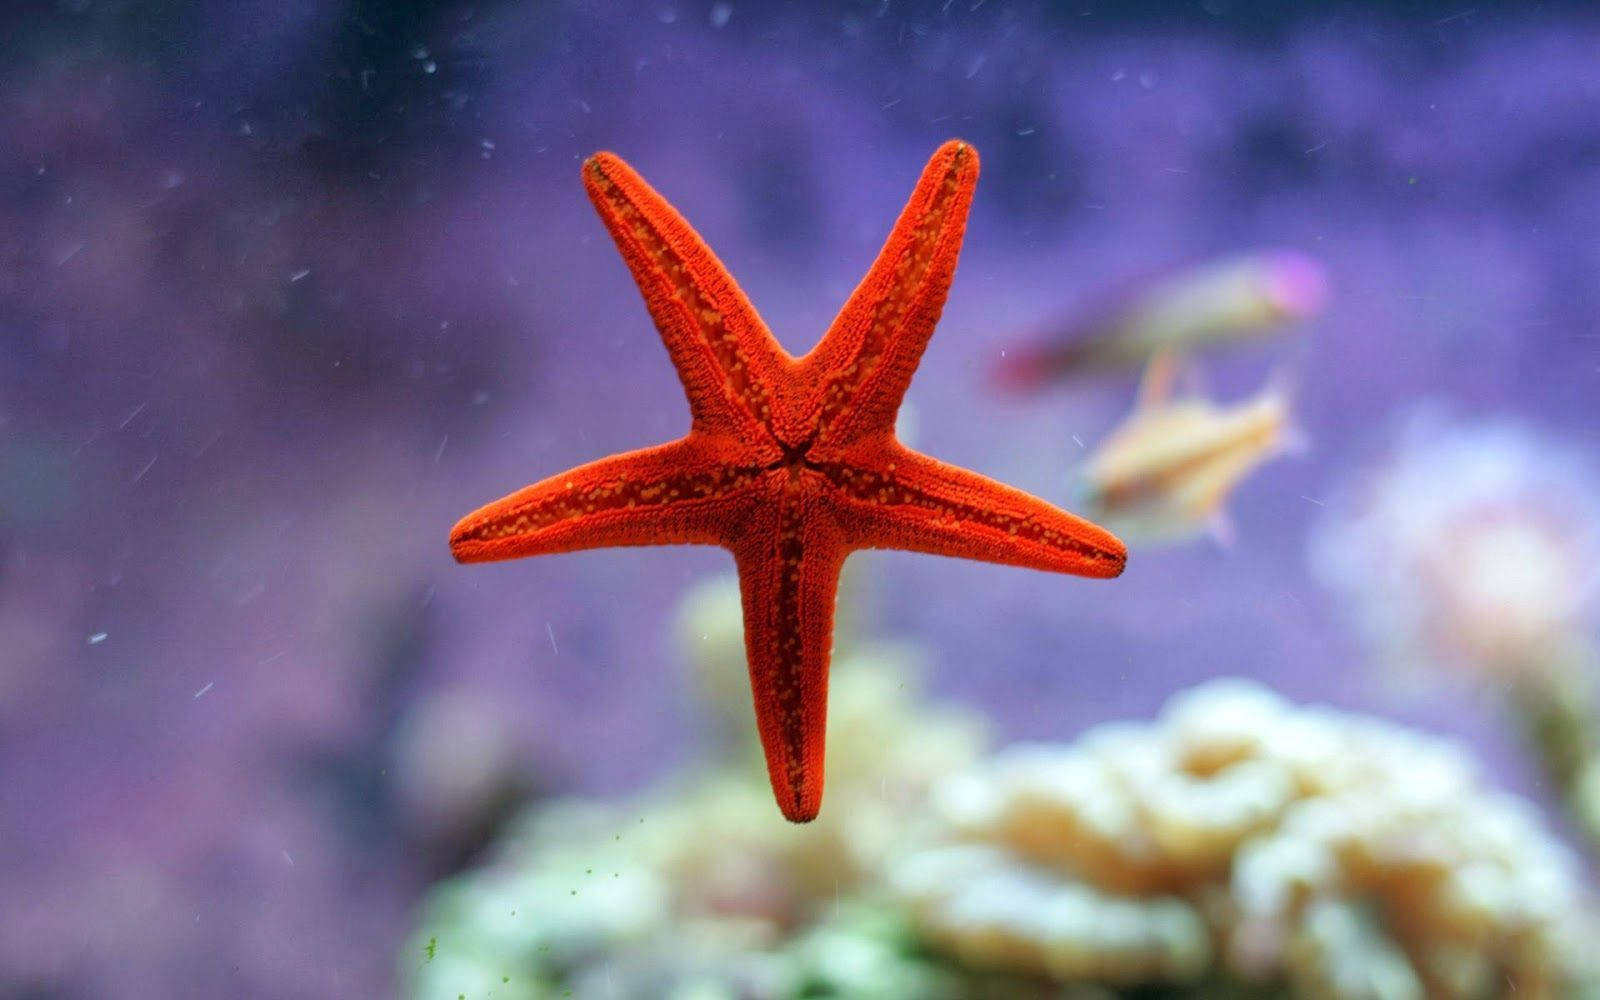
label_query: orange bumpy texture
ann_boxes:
[450,141,1126,821]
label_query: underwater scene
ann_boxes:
[5,1,1600,997]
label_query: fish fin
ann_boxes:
[1207,508,1237,549]
[991,340,1089,394]
[1259,362,1299,404]
[1174,355,1212,399]
[1279,423,1312,457]
[1136,349,1181,410]
[991,346,1047,393]
[1256,364,1309,455]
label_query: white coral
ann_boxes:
[1309,408,1600,678]
[888,678,1598,996]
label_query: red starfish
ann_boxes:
[450,141,1126,822]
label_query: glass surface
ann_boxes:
[4,2,1599,997]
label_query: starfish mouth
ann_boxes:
[774,430,819,466]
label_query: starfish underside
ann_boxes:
[451,141,1126,822]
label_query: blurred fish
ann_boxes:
[995,251,1328,392]
[1079,352,1303,545]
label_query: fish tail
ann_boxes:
[1257,364,1310,455]
[990,342,1086,393]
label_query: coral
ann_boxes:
[1309,407,1600,857]
[673,567,989,896]
[402,731,984,997]
[406,571,1598,999]
[409,670,1599,998]
[388,688,536,869]
[1309,408,1600,680]
[405,572,988,998]
[887,678,1599,998]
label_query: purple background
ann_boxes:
[3,2,1599,996]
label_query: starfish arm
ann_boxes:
[449,438,763,563]
[804,140,979,450]
[728,476,848,823]
[584,152,792,449]
[821,444,1127,578]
